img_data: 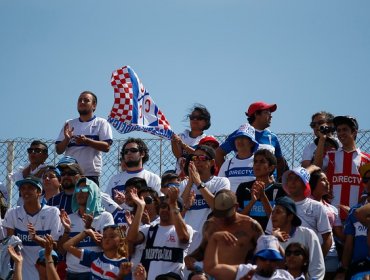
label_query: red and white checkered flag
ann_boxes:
[108,66,173,140]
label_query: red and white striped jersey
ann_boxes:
[324,148,370,219]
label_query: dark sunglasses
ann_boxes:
[362,177,370,183]
[285,250,303,257]
[123,148,140,155]
[144,196,154,205]
[163,183,180,188]
[309,120,326,128]
[189,115,205,121]
[61,170,78,177]
[191,155,211,162]
[27,148,47,154]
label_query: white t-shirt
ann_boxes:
[179,176,230,232]
[218,155,255,193]
[0,218,5,241]
[2,205,62,280]
[301,142,316,163]
[66,211,114,273]
[235,263,294,280]
[139,224,193,280]
[105,169,161,199]
[56,116,113,176]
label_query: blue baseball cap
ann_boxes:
[57,156,78,167]
[16,176,43,191]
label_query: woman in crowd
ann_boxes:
[171,104,211,177]
[284,242,309,280]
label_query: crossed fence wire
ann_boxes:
[1,130,370,207]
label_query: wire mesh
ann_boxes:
[1,130,370,207]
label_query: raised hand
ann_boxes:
[119,261,133,276]
[134,263,147,280]
[188,161,201,186]
[128,188,145,209]
[63,122,74,141]
[8,245,23,264]
[184,190,195,210]
[60,209,72,232]
[272,227,290,242]
[44,234,55,259]
[82,213,94,229]
[84,228,102,244]
[114,189,126,205]
[27,223,36,240]
[167,187,180,205]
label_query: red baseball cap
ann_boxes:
[198,136,220,148]
[246,102,277,117]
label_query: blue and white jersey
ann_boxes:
[56,116,113,176]
[104,169,161,199]
[218,155,255,193]
[66,211,114,273]
[220,125,283,158]
[80,249,132,280]
[344,203,369,263]
[139,224,193,279]
[2,205,62,280]
[179,176,230,232]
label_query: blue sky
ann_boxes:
[1,0,370,141]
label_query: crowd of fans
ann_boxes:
[0,91,369,280]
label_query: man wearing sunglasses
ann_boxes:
[48,156,121,214]
[180,145,230,233]
[11,140,48,184]
[55,91,113,186]
[105,138,161,204]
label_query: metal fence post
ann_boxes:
[6,141,14,207]
[292,134,296,168]
[159,138,163,176]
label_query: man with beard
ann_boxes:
[48,156,120,215]
[55,91,113,185]
[104,138,161,203]
[47,157,85,214]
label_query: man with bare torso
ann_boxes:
[185,189,263,271]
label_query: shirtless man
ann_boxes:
[185,189,263,271]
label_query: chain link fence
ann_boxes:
[1,130,370,207]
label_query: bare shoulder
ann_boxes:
[237,214,264,234]
[203,218,218,235]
